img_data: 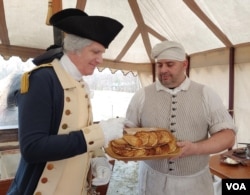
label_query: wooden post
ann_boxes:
[45,0,63,46]
[228,47,235,118]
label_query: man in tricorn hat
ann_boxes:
[7,8,124,195]
[125,40,237,195]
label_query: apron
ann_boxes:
[138,161,214,195]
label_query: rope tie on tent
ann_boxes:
[45,0,53,25]
[46,0,62,25]
[20,64,53,94]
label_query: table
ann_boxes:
[0,178,13,195]
[209,154,250,179]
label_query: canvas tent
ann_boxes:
[1,0,250,144]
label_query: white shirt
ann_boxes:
[60,54,82,81]
[60,54,91,95]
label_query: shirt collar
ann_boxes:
[60,54,83,81]
[155,77,190,94]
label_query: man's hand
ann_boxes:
[99,117,125,147]
[170,141,198,160]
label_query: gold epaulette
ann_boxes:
[20,64,52,94]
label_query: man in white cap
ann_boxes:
[7,8,124,195]
[126,40,237,195]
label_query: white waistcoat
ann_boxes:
[34,60,96,195]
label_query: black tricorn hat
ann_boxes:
[49,8,123,48]
[49,8,88,24]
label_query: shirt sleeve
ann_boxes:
[202,86,237,135]
[126,88,145,127]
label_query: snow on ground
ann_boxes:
[107,161,139,195]
[90,90,134,121]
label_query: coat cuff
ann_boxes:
[82,124,105,151]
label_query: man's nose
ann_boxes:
[96,55,103,64]
[160,64,169,72]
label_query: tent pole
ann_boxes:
[152,62,155,82]
[229,47,235,118]
[45,0,63,46]
[186,55,190,77]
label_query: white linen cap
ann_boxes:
[151,41,186,61]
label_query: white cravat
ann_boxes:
[60,54,82,81]
[59,54,92,97]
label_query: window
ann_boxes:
[0,56,141,126]
[83,69,141,121]
[0,56,34,127]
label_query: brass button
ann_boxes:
[35,192,42,195]
[89,141,94,145]
[66,97,71,102]
[85,94,88,98]
[47,163,54,170]
[65,109,71,115]
[41,177,48,183]
[62,123,68,129]
[88,104,91,109]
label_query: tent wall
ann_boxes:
[189,46,250,144]
[1,0,250,145]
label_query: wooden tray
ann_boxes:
[105,144,181,161]
[105,127,181,161]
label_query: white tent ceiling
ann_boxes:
[1,0,250,143]
[1,0,250,71]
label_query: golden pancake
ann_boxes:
[109,129,179,158]
[168,139,177,153]
[111,140,128,149]
[123,134,143,147]
[145,131,158,147]
[159,144,170,154]
[113,138,128,145]
[133,148,147,157]
[134,131,149,146]
[155,130,172,144]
